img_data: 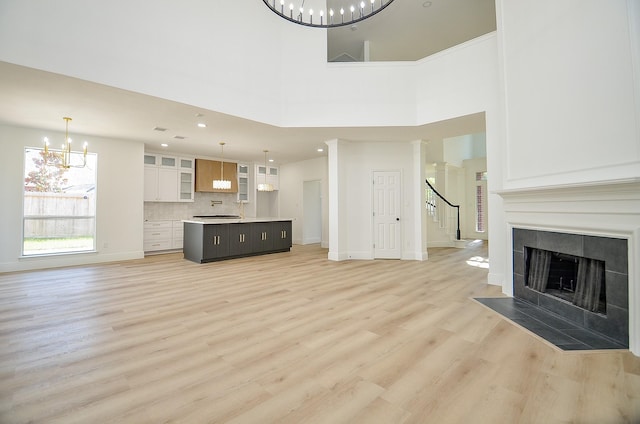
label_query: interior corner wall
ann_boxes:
[279,156,329,247]
[501,0,640,189]
[0,124,144,272]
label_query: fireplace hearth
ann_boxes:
[513,228,628,347]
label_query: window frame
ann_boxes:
[22,147,98,257]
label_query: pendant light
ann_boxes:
[257,149,274,192]
[212,142,231,190]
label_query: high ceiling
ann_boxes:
[0,1,495,165]
[327,0,496,62]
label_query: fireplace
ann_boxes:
[513,228,629,347]
[525,247,607,314]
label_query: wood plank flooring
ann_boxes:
[1,243,639,423]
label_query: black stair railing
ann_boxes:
[425,179,461,240]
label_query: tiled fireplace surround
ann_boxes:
[500,180,640,354]
[512,228,628,345]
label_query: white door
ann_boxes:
[373,171,401,259]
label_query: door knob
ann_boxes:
[396,218,400,221]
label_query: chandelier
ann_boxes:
[43,117,88,168]
[212,142,232,190]
[257,150,274,192]
[262,0,396,28]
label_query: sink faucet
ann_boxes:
[237,201,245,219]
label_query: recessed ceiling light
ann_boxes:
[269,159,274,163]
[197,123,206,128]
[161,143,168,147]
[317,148,324,152]
[423,1,432,7]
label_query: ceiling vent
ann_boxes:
[153,126,167,132]
[173,135,186,140]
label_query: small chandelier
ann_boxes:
[43,117,88,169]
[257,150,274,192]
[262,0,396,28]
[213,142,232,190]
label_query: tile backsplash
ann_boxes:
[144,192,241,221]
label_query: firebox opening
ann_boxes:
[525,247,607,315]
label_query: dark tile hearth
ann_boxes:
[474,297,627,351]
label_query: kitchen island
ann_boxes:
[182,217,292,263]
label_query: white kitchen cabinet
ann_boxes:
[178,170,193,201]
[145,153,177,168]
[144,166,160,201]
[143,220,173,252]
[237,163,249,202]
[172,220,184,249]
[179,158,193,170]
[158,168,179,201]
[144,220,185,252]
[255,164,279,191]
[178,158,194,202]
[144,154,194,202]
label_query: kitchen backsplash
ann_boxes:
[144,192,241,221]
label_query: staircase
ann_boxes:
[426,179,466,248]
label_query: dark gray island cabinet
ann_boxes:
[183,219,292,263]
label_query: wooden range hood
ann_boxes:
[194,159,238,193]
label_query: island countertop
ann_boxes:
[182,217,292,225]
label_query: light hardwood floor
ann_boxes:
[1,243,639,423]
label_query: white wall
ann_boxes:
[0,1,285,127]
[0,2,498,130]
[279,157,329,247]
[328,140,422,260]
[0,124,145,272]
[500,0,640,189]
[416,34,499,125]
[443,133,487,167]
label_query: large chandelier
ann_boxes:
[262,0,396,28]
[43,117,88,169]
[213,142,232,190]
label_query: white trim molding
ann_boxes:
[498,178,640,356]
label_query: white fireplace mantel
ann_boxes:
[497,178,640,356]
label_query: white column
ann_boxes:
[326,139,348,261]
[411,140,428,260]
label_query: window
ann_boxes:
[23,148,97,256]
[475,171,487,233]
[425,177,437,216]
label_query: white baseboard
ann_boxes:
[1,250,145,273]
[427,241,455,248]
